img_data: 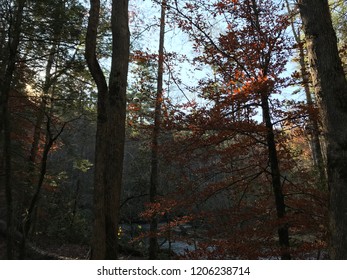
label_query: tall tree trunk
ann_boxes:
[149,0,166,260]
[85,0,107,259]
[285,0,326,184]
[297,36,326,185]
[261,92,291,260]
[85,0,129,259]
[20,117,66,259]
[299,0,347,259]
[105,0,130,260]
[0,0,25,259]
[247,0,290,260]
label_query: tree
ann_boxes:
[20,114,68,259]
[0,0,26,259]
[298,0,347,259]
[285,0,326,184]
[85,0,130,259]
[0,0,89,258]
[24,0,86,165]
[169,0,293,260]
[149,0,167,260]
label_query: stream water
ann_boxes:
[119,223,196,255]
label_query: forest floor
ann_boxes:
[0,235,90,260]
[0,235,144,260]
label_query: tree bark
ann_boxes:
[285,0,326,184]
[261,92,291,260]
[85,0,107,260]
[149,0,166,260]
[297,38,326,182]
[85,0,129,259]
[299,0,347,259]
[105,0,130,260]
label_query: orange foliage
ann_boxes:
[136,0,328,259]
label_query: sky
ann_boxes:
[128,0,217,104]
[128,0,304,113]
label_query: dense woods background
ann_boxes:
[1,0,347,260]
